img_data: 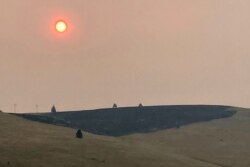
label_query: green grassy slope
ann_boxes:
[0,112,222,167]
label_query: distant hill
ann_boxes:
[18,105,236,136]
[1,109,202,167]
[1,106,250,167]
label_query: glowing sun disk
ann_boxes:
[55,20,67,33]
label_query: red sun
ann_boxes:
[55,20,68,33]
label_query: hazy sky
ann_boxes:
[1,0,250,113]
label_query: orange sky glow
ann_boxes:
[0,0,250,113]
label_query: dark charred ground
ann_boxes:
[17,105,236,137]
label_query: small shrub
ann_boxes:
[113,103,117,108]
[76,129,83,138]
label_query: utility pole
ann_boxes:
[14,104,17,113]
[36,104,39,113]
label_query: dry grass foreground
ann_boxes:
[0,107,250,167]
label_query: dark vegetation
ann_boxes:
[76,129,83,138]
[138,103,143,107]
[113,103,118,108]
[18,105,236,137]
[51,105,56,113]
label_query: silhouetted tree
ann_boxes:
[51,105,56,113]
[113,103,117,108]
[76,129,83,138]
[138,103,143,107]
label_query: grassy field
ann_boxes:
[0,106,250,167]
[122,107,250,167]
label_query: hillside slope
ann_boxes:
[122,107,250,167]
[19,105,236,136]
[0,112,221,167]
